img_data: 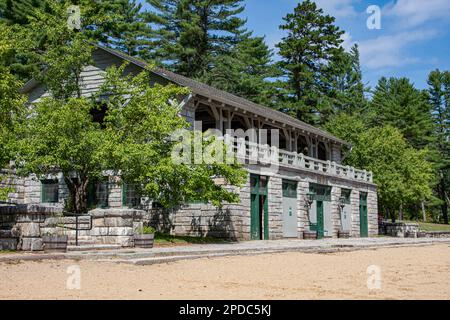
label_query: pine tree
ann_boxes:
[145,0,247,78]
[323,44,368,118]
[0,0,46,25]
[369,77,434,149]
[81,0,151,57]
[199,35,277,105]
[275,0,344,125]
[427,70,450,224]
[0,0,150,80]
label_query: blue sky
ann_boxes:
[139,0,450,90]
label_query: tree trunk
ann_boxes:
[438,181,449,224]
[64,175,89,214]
[421,202,426,222]
[399,204,403,221]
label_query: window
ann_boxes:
[87,180,109,209]
[360,192,368,205]
[309,183,332,201]
[282,180,297,198]
[41,180,59,203]
[341,189,352,204]
[122,183,141,208]
[250,174,268,195]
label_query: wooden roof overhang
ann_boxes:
[21,44,352,148]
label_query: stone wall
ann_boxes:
[379,221,420,238]
[148,168,379,240]
[0,204,146,251]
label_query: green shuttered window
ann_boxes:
[122,183,141,208]
[87,181,109,209]
[41,180,59,203]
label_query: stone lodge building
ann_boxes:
[0,45,378,250]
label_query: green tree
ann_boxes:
[323,44,368,118]
[0,26,26,200]
[0,0,150,80]
[324,116,434,221]
[275,0,344,125]
[0,0,46,25]
[369,77,434,149]
[199,35,277,105]
[145,0,247,78]
[427,70,450,224]
[12,1,246,212]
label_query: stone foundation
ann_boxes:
[0,205,146,251]
[379,221,420,238]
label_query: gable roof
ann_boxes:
[22,44,350,146]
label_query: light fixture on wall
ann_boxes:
[339,196,346,231]
[305,191,315,225]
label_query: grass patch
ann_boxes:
[0,250,16,255]
[154,233,229,245]
[417,222,450,232]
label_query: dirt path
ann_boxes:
[1,244,449,300]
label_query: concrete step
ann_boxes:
[68,237,96,245]
[117,249,286,265]
[67,244,122,252]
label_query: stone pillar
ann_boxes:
[367,188,379,236]
[268,176,283,240]
[350,189,360,237]
[239,174,251,240]
[330,186,341,238]
[297,180,309,238]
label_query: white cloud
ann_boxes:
[314,0,358,18]
[358,29,439,69]
[383,0,450,29]
[341,32,355,51]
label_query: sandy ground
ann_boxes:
[0,244,449,300]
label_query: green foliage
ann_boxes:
[0,26,26,168]
[275,0,345,125]
[140,226,156,235]
[322,44,368,119]
[98,65,247,208]
[0,0,151,80]
[0,0,46,25]
[325,113,435,220]
[369,77,434,149]
[146,0,247,78]
[198,35,277,106]
[427,69,450,223]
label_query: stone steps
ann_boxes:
[67,244,123,252]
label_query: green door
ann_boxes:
[360,193,368,237]
[250,193,260,240]
[316,201,324,239]
[250,174,269,240]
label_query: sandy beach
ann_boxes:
[1,244,449,300]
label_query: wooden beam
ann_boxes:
[210,105,220,121]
